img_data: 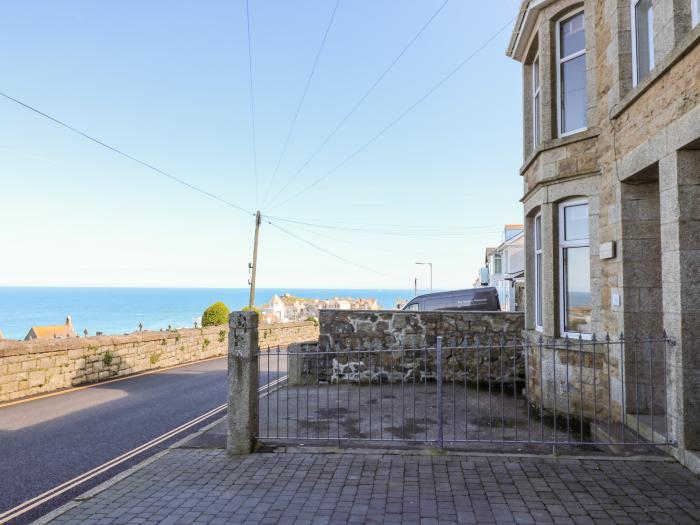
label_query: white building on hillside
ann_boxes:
[478,225,525,312]
[261,294,380,323]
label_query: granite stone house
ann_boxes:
[506,0,699,468]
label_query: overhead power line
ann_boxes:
[246,0,260,207]
[270,15,518,211]
[267,0,450,208]
[273,216,488,258]
[262,0,342,205]
[0,91,254,216]
[265,218,399,279]
[264,214,501,237]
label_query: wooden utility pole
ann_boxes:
[248,210,261,309]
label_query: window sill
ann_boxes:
[561,332,593,341]
[522,329,597,346]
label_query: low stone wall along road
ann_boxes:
[0,357,284,525]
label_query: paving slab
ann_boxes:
[34,445,700,525]
[255,383,668,457]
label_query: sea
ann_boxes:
[0,287,415,341]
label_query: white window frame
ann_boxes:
[534,212,543,332]
[692,0,699,27]
[631,0,655,86]
[493,253,502,275]
[558,199,592,339]
[556,8,588,138]
[532,56,541,149]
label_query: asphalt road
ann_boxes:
[0,357,281,525]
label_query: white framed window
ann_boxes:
[534,213,543,332]
[493,254,503,275]
[532,56,541,148]
[556,10,587,137]
[558,199,591,337]
[631,0,655,85]
[692,0,699,27]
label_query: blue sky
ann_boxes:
[0,0,524,291]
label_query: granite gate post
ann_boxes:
[227,311,259,455]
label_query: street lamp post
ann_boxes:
[416,262,433,292]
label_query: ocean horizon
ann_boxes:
[0,287,417,341]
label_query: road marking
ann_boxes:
[0,356,227,409]
[0,375,288,524]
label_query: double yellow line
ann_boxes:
[0,375,288,524]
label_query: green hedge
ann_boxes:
[201,302,230,327]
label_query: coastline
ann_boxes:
[0,287,414,341]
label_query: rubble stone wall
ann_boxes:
[288,310,525,386]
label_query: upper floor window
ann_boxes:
[556,11,588,136]
[559,200,591,337]
[493,254,502,275]
[534,213,543,331]
[632,0,655,85]
[532,56,541,148]
[692,0,699,27]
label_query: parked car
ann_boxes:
[402,287,501,312]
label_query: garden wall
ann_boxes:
[289,310,525,386]
[0,320,318,403]
[259,321,319,349]
[318,310,524,349]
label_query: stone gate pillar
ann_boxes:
[659,149,700,456]
[227,311,259,455]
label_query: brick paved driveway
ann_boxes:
[40,448,700,525]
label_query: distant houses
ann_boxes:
[24,316,77,340]
[261,294,380,324]
[476,225,525,312]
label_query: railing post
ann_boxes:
[227,311,259,455]
[436,336,443,449]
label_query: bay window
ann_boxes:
[535,213,543,331]
[632,0,655,85]
[556,10,587,136]
[559,200,591,337]
[532,56,541,148]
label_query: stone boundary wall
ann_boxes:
[288,310,526,386]
[258,321,319,349]
[318,310,524,349]
[0,320,317,404]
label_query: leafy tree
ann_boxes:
[201,302,230,327]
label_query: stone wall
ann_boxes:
[259,321,319,349]
[318,310,524,349]
[288,310,525,386]
[524,337,624,424]
[0,320,318,404]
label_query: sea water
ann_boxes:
[0,287,415,340]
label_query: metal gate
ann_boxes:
[257,334,672,451]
